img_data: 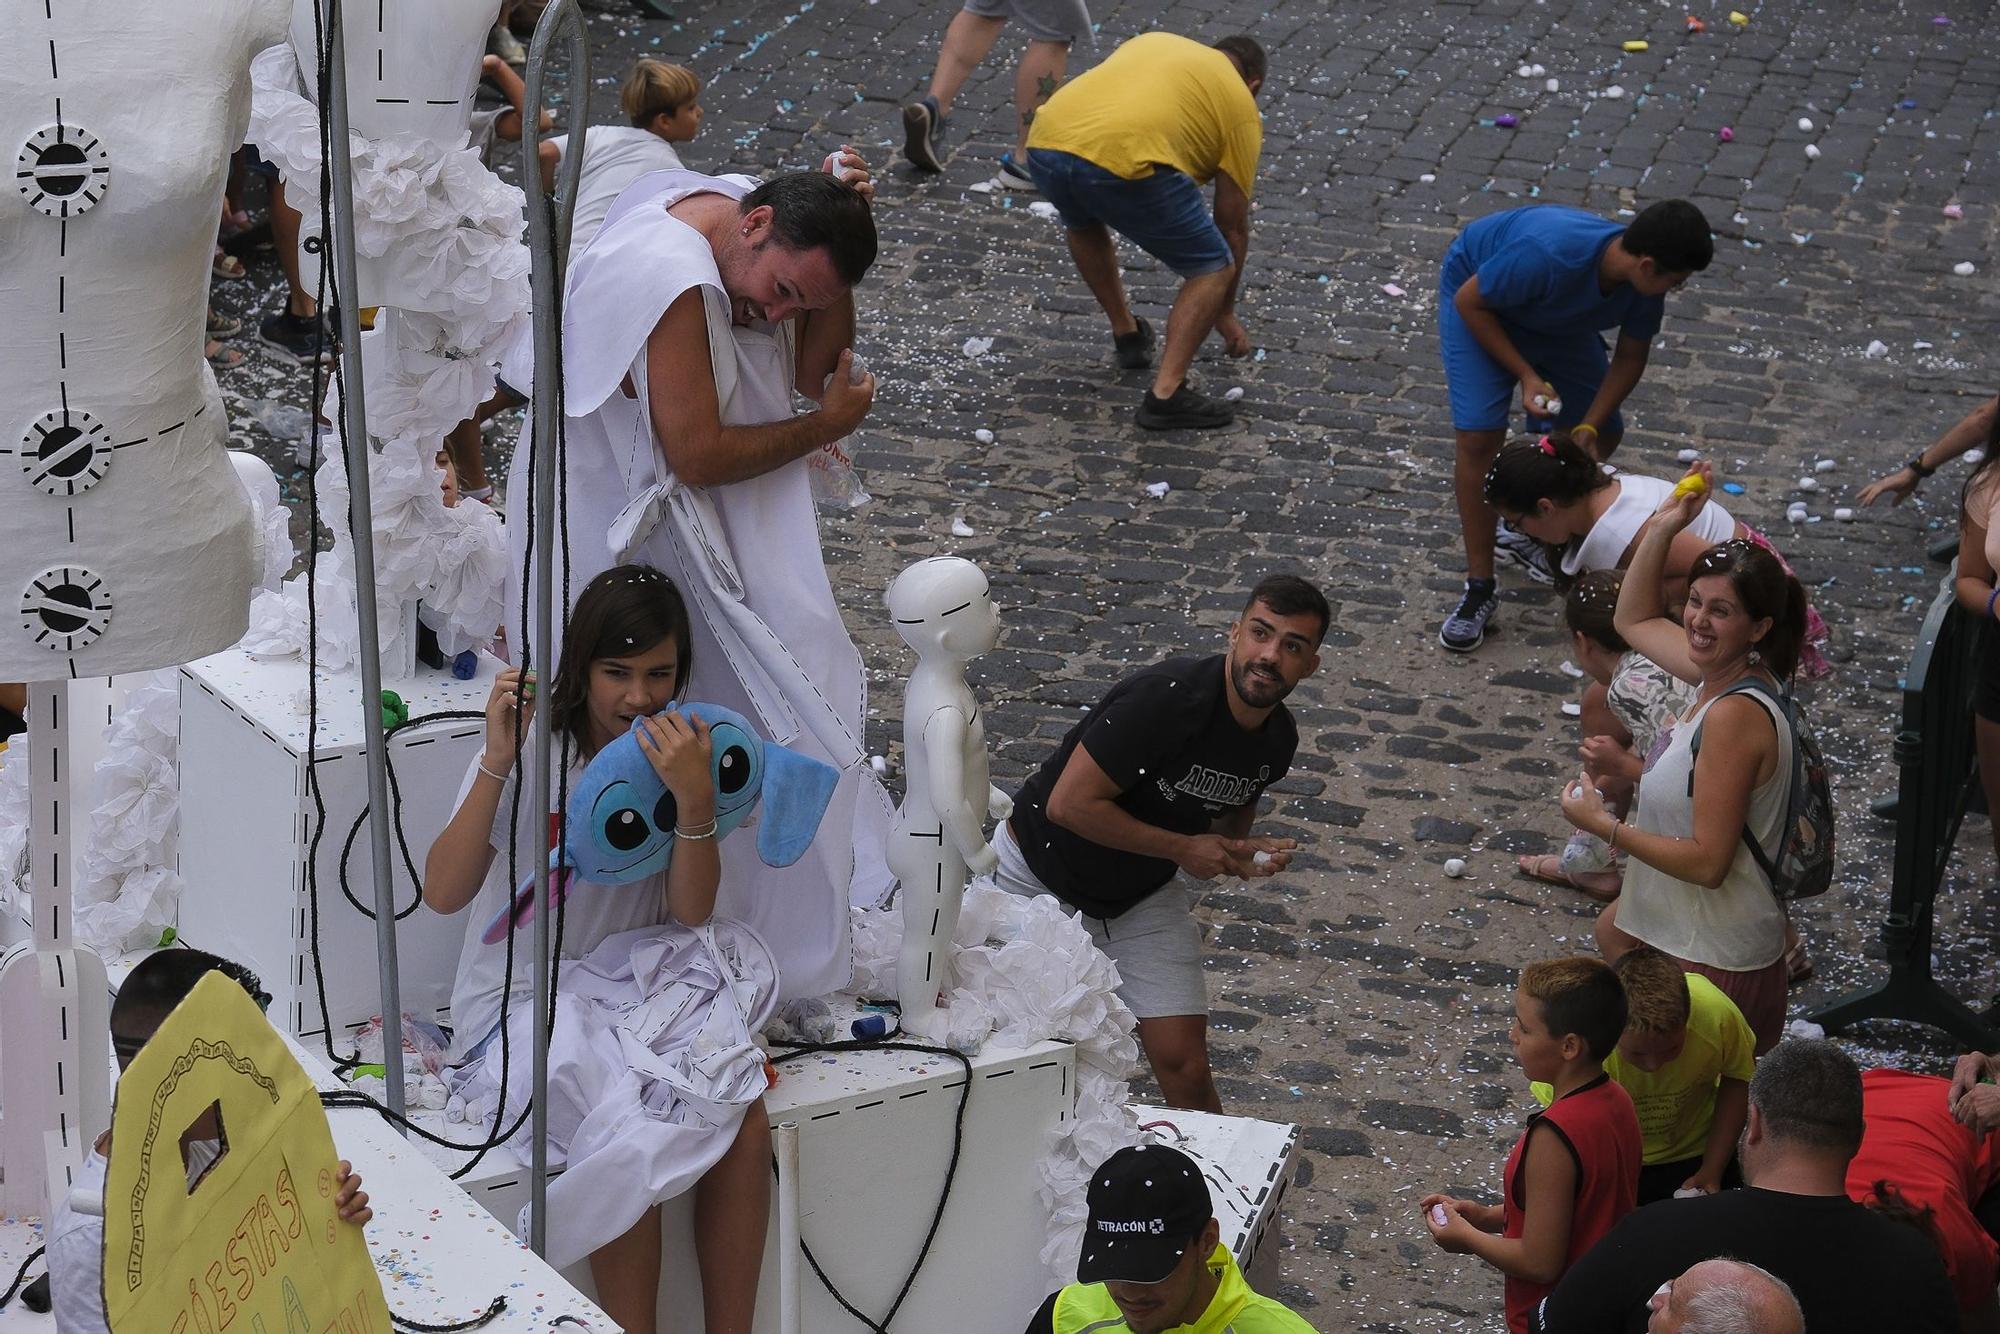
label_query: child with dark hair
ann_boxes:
[47,950,372,1334]
[1436,199,1712,652]
[424,563,769,1334]
[1519,571,1694,899]
[1423,956,1641,1332]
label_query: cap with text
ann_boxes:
[1077,1144,1214,1285]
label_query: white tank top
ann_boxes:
[1617,684,1791,970]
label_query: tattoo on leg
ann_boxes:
[1036,73,1061,101]
[1021,109,1035,127]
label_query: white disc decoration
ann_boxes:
[18,408,112,496]
[19,564,113,652]
[14,122,109,218]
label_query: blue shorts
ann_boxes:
[1025,148,1233,279]
[1437,288,1627,436]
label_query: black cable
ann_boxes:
[0,1245,42,1309]
[388,1295,508,1332]
[337,708,487,922]
[766,1038,974,1334]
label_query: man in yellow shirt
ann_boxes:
[1024,1144,1319,1333]
[1024,33,1264,431]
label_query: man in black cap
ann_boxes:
[1024,1144,1319,1333]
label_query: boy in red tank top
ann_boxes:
[1422,957,1642,1333]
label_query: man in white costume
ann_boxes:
[505,167,890,1000]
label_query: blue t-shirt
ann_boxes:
[1442,205,1666,342]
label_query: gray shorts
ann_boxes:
[992,822,1205,1019]
[962,0,1091,44]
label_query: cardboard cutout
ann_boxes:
[103,972,390,1334]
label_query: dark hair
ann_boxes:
[1484,430,1613,514]
[112,949,270,1065]
[1748,1039,1864,1157]
[1212,35,1266,87]
[1564,570,1628,652]
[1864,1180,1945,1251]
[1520,956,1627,1062]
[1685,540,1809,680]
[1244,573,1330,643]
[1623,199,1714,274]
[740,172,877,287]
[547,565,693,752]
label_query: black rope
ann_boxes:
[0,1245,42,1309]
[766,1039,973,1334]
[388,1295,508,1332]
[337,708,487,922]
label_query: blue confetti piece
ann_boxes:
[1721,482,1746,495]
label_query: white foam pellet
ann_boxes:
[1223,386,1246,402]
[1968,449,1988,465]
[1531,64,1546,76]
[1956,261,1978,276]
[1559,659,1585,678]
[1798,476,1819,492]
[962,336,993,357]
[869,755,888,775]
[1561,702,1582,718]
[1444,858,1467,878]
[1518,63,1535,77]
[1381,282,1406,297]
[1864,340,1888,358]
[1253,850,1275,868]
[1677,448,1700,463]
[950,515,975,536]
[1804,144,1821,160]
[1545,78,1560,92]
[1786,503,1809,522]
[1419,173,1436,183]
[1814,458,1836,472]
[1602,85,1626,99]
[1834,507,1855,521]
[1144,481,1170,498]
[973,428,995,444]
[1798,116,1814,131]
[1027,200,1059,220]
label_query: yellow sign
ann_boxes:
[103,972,391,1334]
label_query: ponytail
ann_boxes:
[1484,430,1613,514]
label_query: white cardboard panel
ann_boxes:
[1129,1103,1301,1294]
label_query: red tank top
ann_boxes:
[1502,1074,1641,1333]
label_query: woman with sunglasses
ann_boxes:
[1559,463,1811,1054]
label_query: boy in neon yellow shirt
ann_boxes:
[1534,945,1754,1203]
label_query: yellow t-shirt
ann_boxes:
[1026,32,1262,196]
[1533,973,1756,1165]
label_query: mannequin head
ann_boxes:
[886,556,1000,665]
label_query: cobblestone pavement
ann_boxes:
[211,0,2000,1326]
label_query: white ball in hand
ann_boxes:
[1252,850,1274,868]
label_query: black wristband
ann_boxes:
[1908,454,1936,479]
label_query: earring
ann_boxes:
[1747,649,1762,664]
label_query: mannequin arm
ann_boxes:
[924,710,997,874]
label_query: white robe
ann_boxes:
[503,169,892,1001]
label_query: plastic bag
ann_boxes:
[808,353,871,512]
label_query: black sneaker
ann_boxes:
[1136,383,1233,431]
[1494,519,1556,585]
[901,96,946,172]
[1113,317,1155,370]
[259,308,334,364]
[1440,580,1499,652]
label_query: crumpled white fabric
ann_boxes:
[847,876,1144,1283]
[450,917,780,1269]
[0,750,28,914]
[247,44,519,660]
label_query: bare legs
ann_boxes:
[1151,268,1232,400]
[584,1101,770,1334]
[1010,39,1068,158]
[1136,1015,1222,1112]
[267,178,316,320]
[1063,222,1137,337]
[924,15,1069,159]
[1453,428,1508,582]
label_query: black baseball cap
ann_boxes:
[1077,1144,1213,1285]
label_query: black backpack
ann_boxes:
[1688,677,1835,901]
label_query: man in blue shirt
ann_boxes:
[1436,200,1712,652]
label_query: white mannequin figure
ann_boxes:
[885,557,1012,1040]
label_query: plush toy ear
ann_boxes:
[755,745,839,867]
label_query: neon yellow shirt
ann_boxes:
[1026,33,1262,196]
[1533,973,1755,1164]
[1050,1245,1318,1333]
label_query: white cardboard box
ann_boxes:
[174,648,498,1039]
[418,1021,1077,1334]
[1129,1103,1301,1294]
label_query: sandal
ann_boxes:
[207,308,243,339]
[1785,939,1814,986]
[1517,853,1622,902]
[205,339,245,370]
[212,247,247,281]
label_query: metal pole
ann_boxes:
[321,0,405,1127]
[775,1120,803,1334]
[522,0,588,1257]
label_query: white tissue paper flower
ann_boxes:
[75,866,182,953]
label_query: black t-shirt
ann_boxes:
[1008,654,1298,918]
[1023,1292,1057,1334]
[1532,1186,1958,1334]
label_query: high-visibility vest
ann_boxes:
[1050,1246,1320,1334]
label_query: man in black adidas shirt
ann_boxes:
[996,574,1327,1111]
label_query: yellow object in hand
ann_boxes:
[1672,473,1709,499]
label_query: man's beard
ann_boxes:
[1230,656,1291,708]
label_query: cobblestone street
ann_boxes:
[211,1,2000,1326]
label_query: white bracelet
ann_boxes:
[675,818,719,841]
[476,759,509,783]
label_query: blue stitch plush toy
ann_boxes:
[482,701,838,943]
